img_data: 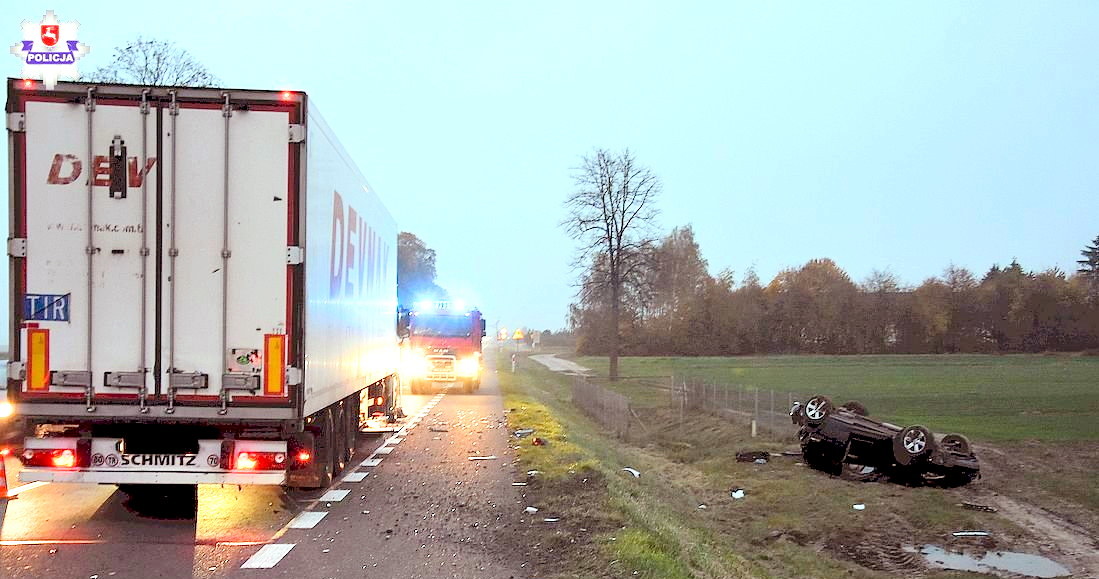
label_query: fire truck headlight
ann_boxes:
[0,400,13,419]
[456,357,480,377]
[402,353,430,378]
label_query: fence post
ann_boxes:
[770,389,775,434]
[753,388,759,438]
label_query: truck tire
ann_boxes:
[342,396,360,467]
[313,410,336,487]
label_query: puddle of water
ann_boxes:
[915,545,1070,578]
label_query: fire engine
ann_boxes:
[402,302,486,394]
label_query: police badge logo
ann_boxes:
[10,10,90,89]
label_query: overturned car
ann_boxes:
[790,395,980,486]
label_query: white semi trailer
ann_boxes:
[5,79,398,489]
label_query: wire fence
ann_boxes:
[570,374,808,442]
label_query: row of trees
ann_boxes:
[572,230,1099,356]
[563,151,1099,363]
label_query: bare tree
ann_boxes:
[563,149,660,380]
[86,37,218,87]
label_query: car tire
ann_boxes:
[940,433,971,454]
[803,395,833,425]
[893,425,934,465]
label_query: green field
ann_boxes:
[574,354,1099,441]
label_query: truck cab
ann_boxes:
[402,302,486,394]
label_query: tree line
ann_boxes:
[570,224,1099,356]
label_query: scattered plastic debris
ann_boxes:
[514,428,535,438]
[468,455,498,461]
[960,502,998,513]
[736,451,770,463]
[429,427,449,432]
[525,506,539,514]
[952,531,991,537]
[527,470,542,476]
[621,467,641,478]
[512,482,528,486]
[531,437,547,446]
[697,504,708,509]
[852,503,866,511]
[543,518,560,522]
[730,489,746,499]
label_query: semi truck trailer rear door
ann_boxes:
[13,85,298,414]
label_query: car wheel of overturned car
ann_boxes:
[803,395,833,425]
[893,425,934,465]
[940,433,971,454]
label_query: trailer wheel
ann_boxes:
[803,395,833,425]
[314,410,336,487]
[893,425,934,465]
[343,395,360,466]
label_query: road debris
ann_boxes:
[467,455,498,461]
[959,502,998,513]
[429,427,449,432]
[852,503,866,511]
[513,428,535,438]
[621,467,641,478]
[736,451,770,463]
[730,489,746,499]
[526,470,542,476]
[543,518,560,522]
[697,504,708,509]
[512,482,528,486]
[952,530,991,537]
[525,506,539,513]
[531,437,547,446]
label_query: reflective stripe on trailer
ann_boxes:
[18,469,286,485]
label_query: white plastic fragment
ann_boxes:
[853,503,866,511]
[730,489,746,499]
[543,518,560,522]
[697,504,708,509]
[952,530,991,537]
[621,467,641,478]
[468,455,498,461]
[525,506,539,513]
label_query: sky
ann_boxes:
[4,1,1098,334]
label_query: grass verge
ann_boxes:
[496,351,1017,578]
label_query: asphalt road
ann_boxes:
[0,359,524,579]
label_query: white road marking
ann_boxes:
[4,481,50,496]
[318,489,351,502]
[374,446,393,455]
[286,511,327,529]
[241,544,296,568]
[386,436,403,445]
[343,471,368,483]
[361,457,382,467]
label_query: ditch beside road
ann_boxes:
[511,351,1098,578]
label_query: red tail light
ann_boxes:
[22,448,83,468]
[234,451,287,471]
